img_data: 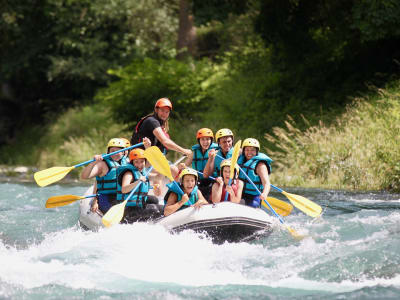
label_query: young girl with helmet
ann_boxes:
[211,159,244,204]
[178,128,219,202]
[81,138,130,214]
[117,141,163,222]
[164,168,208,216]
[203,128,234,179]
[237,138,273,208]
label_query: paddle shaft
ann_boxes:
[74,142,144,168]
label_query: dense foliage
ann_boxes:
[2,0,400,191]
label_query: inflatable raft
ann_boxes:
[79,186,273,243]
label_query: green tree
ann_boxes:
[0,0,178,145]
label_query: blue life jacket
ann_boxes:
[238,153,273,196]
[117,164,150,207]
[191,142,219,179]
[166,182,199,210]
[213,148,233,178]
[96,158,125,196]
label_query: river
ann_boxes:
[1,182,400,299]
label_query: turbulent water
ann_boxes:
[1,182,400,299]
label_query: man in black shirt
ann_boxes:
[131,97,192,157]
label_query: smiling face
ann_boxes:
[199,137,212,151]
[182,174,196,194]
[244,146,257,160]
[218,136,233,153]
[155,106,171,121]
[108,147,124,161]
[133,158,146,171]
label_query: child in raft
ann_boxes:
[117,140,162,222]
[164,168,208,216]
[81,138,129,214]
[178,128,219,202]
[211,159,244,204]
[203,128,234,179]
[237,138,273,208]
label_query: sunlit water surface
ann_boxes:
[1,182,400,299]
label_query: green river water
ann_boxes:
[1,182,400,299]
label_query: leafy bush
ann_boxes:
[267,81,400,191]
[96,57,214,128]
[0,105,129,169]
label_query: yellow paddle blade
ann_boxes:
[230,140,242,179]
[282,191,322,218]
[34,166,75,187]
[262,197,293,217]
[102,200,127,228]
[45,194,84,208]
[144,146,173,181]
[286,225,305,240]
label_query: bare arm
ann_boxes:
[226,180,243,204]
[164,193,188,216]
[81,160,107,179]
[183,151,193,167]
[193,190,208,208]
[121,171,143,194]
[153,127,192,156]
[211,178,223,203]
[203,149,216,178]
[256,163,271,201]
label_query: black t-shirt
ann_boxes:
[138,115,165,151]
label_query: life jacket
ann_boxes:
[191,142,219,179]
[96,158,125,196]
[116,164,150,207]
[213,148,233,178]
[221,180,239,202]
[238,153,273,196]
[166,182,199,210]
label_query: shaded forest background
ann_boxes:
[1,0,400,190]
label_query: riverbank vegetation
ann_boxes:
[2,0,400,191]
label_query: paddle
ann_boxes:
[270,184,322,218]
[34,142,144,187]
[262,197,293,217]
[235,165,303,239]
[143,146,184,195]
[224,140,241,201]
[195,169,292,216]
[216,153,321,218]
[45,194,97,208]
[102,166,154,228]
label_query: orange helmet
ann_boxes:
[129,148,146,161]
[155,98,172,110]
[196,128,214,140]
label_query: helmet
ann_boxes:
[242,138,260,150]
[220,159,239,177]
[129,148,146,161]
[179,168,198,181]
[155,98,172,110]
[215,128,233,142]
[120,138,131,148]
[196,128,214,140]
[107,138,125,149]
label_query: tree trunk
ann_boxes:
[176,0,196,60]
